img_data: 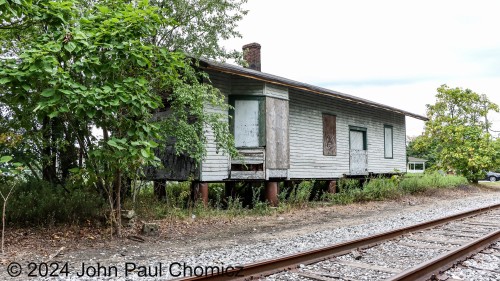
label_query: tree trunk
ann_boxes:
[42,117,57,183]
[2,198,7,254]
[1,185,14,254]
[113,169,122,237]
[60,123,78,182]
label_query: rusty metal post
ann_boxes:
[199,182,209,207]
[265,181,278,207]
[328,180,337,194]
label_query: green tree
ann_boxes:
[493,138,500,171]
[151,0,248,60]
[407,135,437,170]
[0,0,239,235]
[420,84,499,183]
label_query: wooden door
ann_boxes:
[349,129,368,175]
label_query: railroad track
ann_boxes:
[175,204,500,281]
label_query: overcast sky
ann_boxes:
[222,0,500,137]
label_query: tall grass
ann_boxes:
[1,179,105,226]
[327,173,468,205]
[121,173,470,221]
[400,172,468,193]
[0,172,470,226]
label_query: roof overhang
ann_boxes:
[199,59,428,121]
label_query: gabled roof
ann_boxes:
[199,58,428,121]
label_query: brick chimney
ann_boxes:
[242,43,261,71]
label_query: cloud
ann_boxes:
[222,0,500,135]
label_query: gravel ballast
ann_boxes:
[5,189,500,280]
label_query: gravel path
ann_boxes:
[3,188,500,280]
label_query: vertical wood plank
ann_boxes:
[266,97,290,169]
[323,114,337,156]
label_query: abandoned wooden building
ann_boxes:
[150,43,428,204]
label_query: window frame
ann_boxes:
[228,95,266,148]
[348,126,367,151]
[384,124,393,159]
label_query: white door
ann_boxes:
[234,99,259,147]
[350,130,368,175]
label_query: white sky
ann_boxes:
[222,0,500,137]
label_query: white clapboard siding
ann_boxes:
[289,89,406,179]
[200,71,231,181]
[201,71,406,181]
[264,83,289,100]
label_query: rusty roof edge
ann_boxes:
[199,58,429,121]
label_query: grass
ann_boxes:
[479,181,500,188]
[0,172,471,226]
[326,172,468,205]
[126,172,470,221]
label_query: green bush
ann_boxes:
[362,177,400,200]
[337,178,361,192]
[400,172,468,193]
[165,181,191,208]
[2,179,105,226]
[326,178,363,204]
[326,173,467,205]
[251,186,270,215]
[208,183,225,209]
[287,181,314,207]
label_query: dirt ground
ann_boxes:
[2,184,500,266]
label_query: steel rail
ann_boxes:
[387,229,500,281]
[174,203,500,281]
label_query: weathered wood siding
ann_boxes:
[200,71,231,181]
[232,76,264,96]
[200,72,406,181]
[148,139,199,181]
[266,97,289,169]
[288,89,406,179]
[264,83,289,100]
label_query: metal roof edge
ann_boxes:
[199,58,429,121]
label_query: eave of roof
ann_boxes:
[199,59,428,121]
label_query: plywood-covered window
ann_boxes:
[322,114,337,156]
[384,125,393,159]
[229,96,265,148]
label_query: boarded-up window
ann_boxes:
[384,125,393,158]
[323,114,336,156]
[229,96,265,147]
[350,130,365,150]
[234,99,260,147]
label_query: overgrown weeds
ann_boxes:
[327,172,468,204]
[1,178,105,226]
[1,172,471,225]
